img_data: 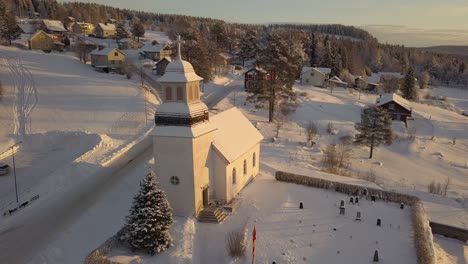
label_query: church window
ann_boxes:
[165,87,172,101]
[177,86,184,100]
[253,153,256,167]
[232,168,236,184]
[243,160,247,175]
[170,176,180,185]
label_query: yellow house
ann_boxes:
[90,48,126,70]
[71,22,95,35]
[28,30,55,51]
[95,23,117,38]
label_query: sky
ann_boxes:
[60,0,468,47]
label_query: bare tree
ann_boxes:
[305,121,318,143]
[273,102,295,138]
[443,177,451,197]
[4,57,38,139]
[328,81,336,94]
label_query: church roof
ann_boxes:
[157,59,203,83]
[210,108,264,163]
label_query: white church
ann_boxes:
[153,37,264,217]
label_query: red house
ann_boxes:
[243,67,269,92]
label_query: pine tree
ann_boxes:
[401,67,417,100]
[322,39,334,68]
[0,3,21,45]
[355,107,393,159]
[309,33,319,66]
[122,171,173,255]
[131,21,145,41]
[238,29,257,66]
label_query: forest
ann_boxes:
[3,0,468,88]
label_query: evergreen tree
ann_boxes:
[131,21,145,41]
[331,50,342,77]
[401,67,417,100]
[309,33,319,66]
[116,24,130,40]
[355,107,393,159]
[181,29,213,81]
[238,29,257,66]
[121,171,173,255]
[0,3,21,45]
[322,39,334,68]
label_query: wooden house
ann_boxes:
[376,93,412,123]
[354,76,380,92]
[71,22,95,35]
[28,30,55,51]
[40,19,67,36]
[300,67,331,87]
[327,76,348,88]
[152,57,172,75]
[244,67,269,92]
[95,23,117,38]
[140,43,173,61]
[90,48,126,71]
[118,38,143,50]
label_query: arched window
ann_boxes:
[232,168,236,184]
[252,153,256,167]
[243,160,247,175]
[165,87,172,101]
[176,86,184,101]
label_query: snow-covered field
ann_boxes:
[0,46,157,211]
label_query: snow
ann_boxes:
[301,66,331,75]
[90,47,121,56]
[42,19,67,32]
[157,59,204,83]
[433,235,468,264]
[97,23,116,31]
[376,93,412,111]
[0,45,157,213]
[210,107,264,163]
[141,43,169,53]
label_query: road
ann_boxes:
[0,147,152,264]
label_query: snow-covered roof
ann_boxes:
[210,107,264,163]
[376,93,411,111]
[243,67,267,75]
[42,19,67,32]
[301,67,331,75]
[30,30,53,40]
[18,23,35,34]
[378,72,404,79]
[141,43,169,53]
[328,76,347,85]
[90,48,123,56]
[97,23,116,31]
[157,59,203,83]
[155,57,172,65]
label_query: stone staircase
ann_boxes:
[197,207,228,223]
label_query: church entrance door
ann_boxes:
[202,187,209,207]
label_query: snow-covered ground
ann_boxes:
[0,46,157,211]
[434,235,468,264]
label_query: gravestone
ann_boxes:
[377,218,382,226]
[299,202,304,209]
[356,211,361,221]
[373,250,379,262]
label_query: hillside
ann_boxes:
[419,45,468,57]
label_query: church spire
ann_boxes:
[175,34,184,60]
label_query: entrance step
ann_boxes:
[197,207,228,223]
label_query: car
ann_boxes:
[0,163,10,176]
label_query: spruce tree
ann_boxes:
[355,107,393,159]
[401,67,417,100]
[0,3,21,45]
[309,33,319,66]
[238,29,257,66]
[122,171,173,255]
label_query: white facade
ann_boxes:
[153,36,263,217]
[301,67,331,87]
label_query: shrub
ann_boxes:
[322,143,351,174]
[226,230,246,257]
[327,122,335,135]
[305,121,318,143]
[339,135,354,145]
[427,180,443,195]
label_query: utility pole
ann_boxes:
[9,141,22,203]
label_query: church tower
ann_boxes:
[153,36,217,217]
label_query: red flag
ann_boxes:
[252,224,257,264]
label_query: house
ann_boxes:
[28,30,55,51]
[243,67,269,92]
[376,93,412,123]
[153,37,264,217]
[327,76,348,88]
[117,38,143,50]
[140,43,173,61]
[354,76,380,91]
[90,48,126,71]
[71,22,95,35]
[152,57,171,75]
[40,19,67,36]
[300,67,331,87]
[95,23,117,38]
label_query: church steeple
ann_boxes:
[155,35,209,127]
